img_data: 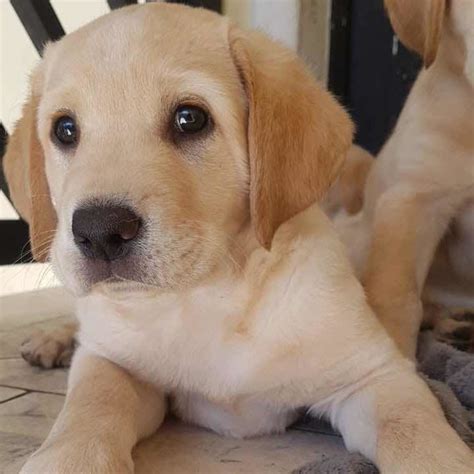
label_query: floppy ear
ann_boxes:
[229,28,353,249]
[385,0,446,67]
[3,89,57,262]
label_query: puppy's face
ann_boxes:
[39,7,249,293]
[4,4,352,296]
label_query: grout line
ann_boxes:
[0,384,65,397]
[0,391,29,405]
[290,426,341,438]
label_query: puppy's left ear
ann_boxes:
[229,27,353,249]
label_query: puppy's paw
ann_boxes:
[21,439,133,474]
[434,309,474,352]
[21,325,76,369]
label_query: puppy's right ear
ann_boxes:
[385,0,446,67]
[3,74,57,262]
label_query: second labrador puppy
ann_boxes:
[4,4,473,473]
[335,0,474,358]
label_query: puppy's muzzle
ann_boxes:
[72,204,141,261]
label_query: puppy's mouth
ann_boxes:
[80,258,150,294]
[94,277,154,296]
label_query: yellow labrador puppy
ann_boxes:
[4,4,473,473]
[336,0,474,359]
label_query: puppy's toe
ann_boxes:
[55,344,75,367]
[434,309,474,352]
[21,330,74,369]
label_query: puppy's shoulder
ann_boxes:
[245,204,354,292]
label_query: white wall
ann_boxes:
[225,0,309,52]
[250,0,300,50]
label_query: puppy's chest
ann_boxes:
[77,289,259,398]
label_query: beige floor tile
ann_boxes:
[0,391,63,440]
[0,386,25,403]
[0,392,65,474]
[0,359,67,395]
[0,287,73,326]
[134,420,343,473]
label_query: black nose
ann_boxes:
[72,204,141,261]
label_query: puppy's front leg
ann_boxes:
[364,188,468,358]
[325,360,474,473]
[21,347,166,473]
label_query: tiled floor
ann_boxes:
[0,281,346,473]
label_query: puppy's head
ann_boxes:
[3,4,352,295]
[385,0,474,82]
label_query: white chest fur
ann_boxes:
[76,206,394,436]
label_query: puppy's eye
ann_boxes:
[53,115,78,147]
[175,105,208,134]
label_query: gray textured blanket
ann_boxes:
[293,331,474,473]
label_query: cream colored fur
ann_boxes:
[3,4,473,473]
[335,0,474,358]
